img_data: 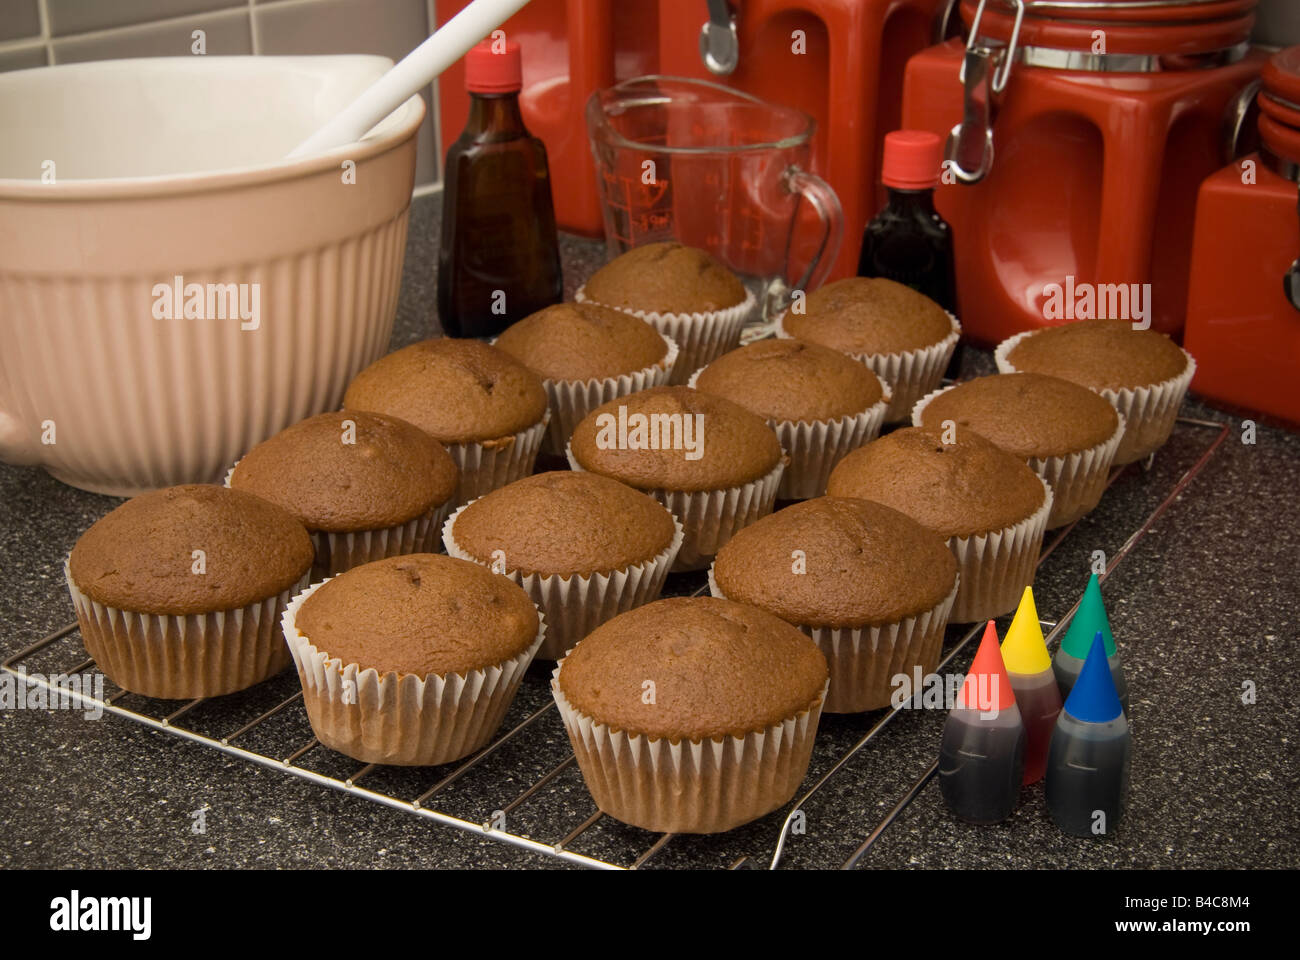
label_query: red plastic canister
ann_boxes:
[1184,44,1300,424]
[902,0,1266,344]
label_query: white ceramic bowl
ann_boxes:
[0,56,424,495]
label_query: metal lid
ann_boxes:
[960,0,1256,58]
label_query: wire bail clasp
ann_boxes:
[945,0,1025,184]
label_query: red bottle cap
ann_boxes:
[881,130,943,190]
[956,621,1018,714]
[465,39,522,94]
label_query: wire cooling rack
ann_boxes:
[2,417,1229,870]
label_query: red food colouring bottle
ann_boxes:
[938,621,1026,824]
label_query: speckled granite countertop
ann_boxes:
[2,193,1296,870]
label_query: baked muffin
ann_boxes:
[553,596,828,833]
[494,302,678,455]
[710,497,958,713]
[778,277,960,421]
[228,411,458,577]
[691,338,890,499]
[66,484,314,699]
[995,319,1196,465]
[913,372,1124,529]
[343,338,548,502]
[282,554,543,766]
[444,471,683,658]
[575,242,754,384]
[568,385,785,570]
[826,427,1052,623]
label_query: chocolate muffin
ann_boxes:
[710,497,958,713]
[343,338,549,502]
[568,385,785,570]
[576,242,754,384]
[913,372,1124,529]
[553,596,828,833]
[996,319,1196,465]
[494,302,677,455]
[66,484,314,698]
[228,411,458,576]
[827,427,1052,622]
[691,338,890,498]
[779,276,960,421]
[282,553,543,766]
[444,471,682,658]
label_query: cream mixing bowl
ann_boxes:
[0,55,424,495]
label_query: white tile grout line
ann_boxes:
[37,0,52,66]
[3,3,253,58]
[248,0,261,55]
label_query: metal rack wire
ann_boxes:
[2,417,1229,870]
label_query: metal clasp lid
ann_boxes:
[699,0,739,76]
[945,0,1025,184]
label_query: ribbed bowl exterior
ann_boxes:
[0,97,421,496]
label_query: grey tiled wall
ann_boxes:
[2,0,1300,190]
[0,0,441,185]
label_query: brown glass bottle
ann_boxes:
[437,40,562,338]
[857,130,962,376]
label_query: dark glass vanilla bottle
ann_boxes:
[857,130,961,375]
[437,39,562,338]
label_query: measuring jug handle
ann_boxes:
[784,165,844,300]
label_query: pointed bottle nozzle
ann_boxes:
[1062,573,1116,659]
[957,621,1018,713]
[1001,586,1051,674]
[1063,633,1123,723]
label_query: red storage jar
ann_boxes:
[1184,45,1300,424]
[902,0,1266,344]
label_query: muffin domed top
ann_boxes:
[915,372,1120,460]
[582,242,747,315]
[557,596,827,742]
[451,471,677,577]
[230,411,458,532]
[293,554,538,677]
[1005,319,1189,392]
[69,484,313,615]
[826,426,1047,538]
[712,497,957,628]
[494,302,669,382]
[343,338,547,444]
[694,338,885,423]
[569,386,782,492]
[784,277,954,355]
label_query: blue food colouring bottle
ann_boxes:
[1045,633,1132,837]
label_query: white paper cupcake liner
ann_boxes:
[946,476,1053,623]
[280,579,545,766]
[552,663,827,834]
[567,442,785,572]
[535,333,679,457]
[913,386,1125,530]
[776,310,961,422]
[442,502,685,660]
[65,560,308,700]
[225,461,453,576]
[575,284,757,386]
[688,367,891,500]
[709,569,958,714]
[994,330,1197,466]
[446,411,550,505]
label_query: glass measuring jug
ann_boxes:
[585,76,843,336]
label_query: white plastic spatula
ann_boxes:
[287,0,533,158]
